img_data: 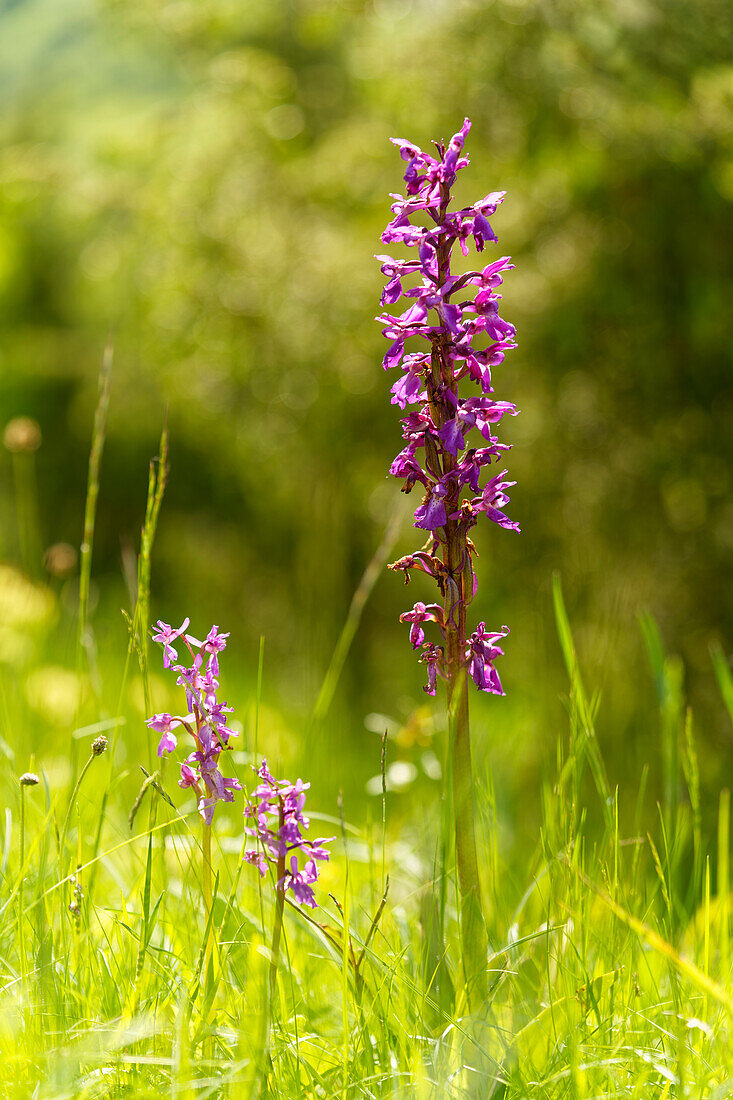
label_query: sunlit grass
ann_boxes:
[3,564,732,1096]
[1,389,732,1097]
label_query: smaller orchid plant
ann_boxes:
[244,758,333,909]
[148,618,242,825]
[244,759,333,993]
[147,618,242,926]
[146,619,332,989]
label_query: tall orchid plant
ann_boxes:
[377,117,519,999]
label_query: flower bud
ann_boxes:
[4,417,42,453]
[91,735,108,757]
[19,772,40,787]
[44,542,78,578]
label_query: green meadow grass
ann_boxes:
[3,398,733,1098]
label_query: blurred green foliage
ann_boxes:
[0,0,731,841]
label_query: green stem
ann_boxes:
[58,752,95,879]
[78,343,113,677]
[19,785,26,989]
[202,817,215,978]
[89,422,167,904]
[447,667,488,1006]
[269,881,286,1001]
[202,819,213,914]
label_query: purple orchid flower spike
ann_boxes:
[147,619,243,956]
[380,117,518,699]
[244,757,334,993]
[244,756,333,909]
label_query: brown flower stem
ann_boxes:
[268,801,287,1000]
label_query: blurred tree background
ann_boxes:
[0,0,731,850]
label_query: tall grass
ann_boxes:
[2,404,732,1098]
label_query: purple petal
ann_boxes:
[437,418,465,457]
[157,730,178,756]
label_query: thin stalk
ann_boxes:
[310,496,408,731]
[87,643,132,905]
[58,751,96,879]
[703,856,710,1021]
[78,342,113,675]
[135,419,169,746]
[202,818,215,978]
[18,784,27,989]
[88,424,168,901]
[269,880,286,1000]
[202,820,213,914]
[447,669,488,1005]
[380,727,387,891]
[719,789,730,980]
[340,853,351,1100]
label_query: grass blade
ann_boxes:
[78,341,113,677]
[552,574,613,830]
[311,496,408,728]
[562,854,733,1017]
[711,641,733,730]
